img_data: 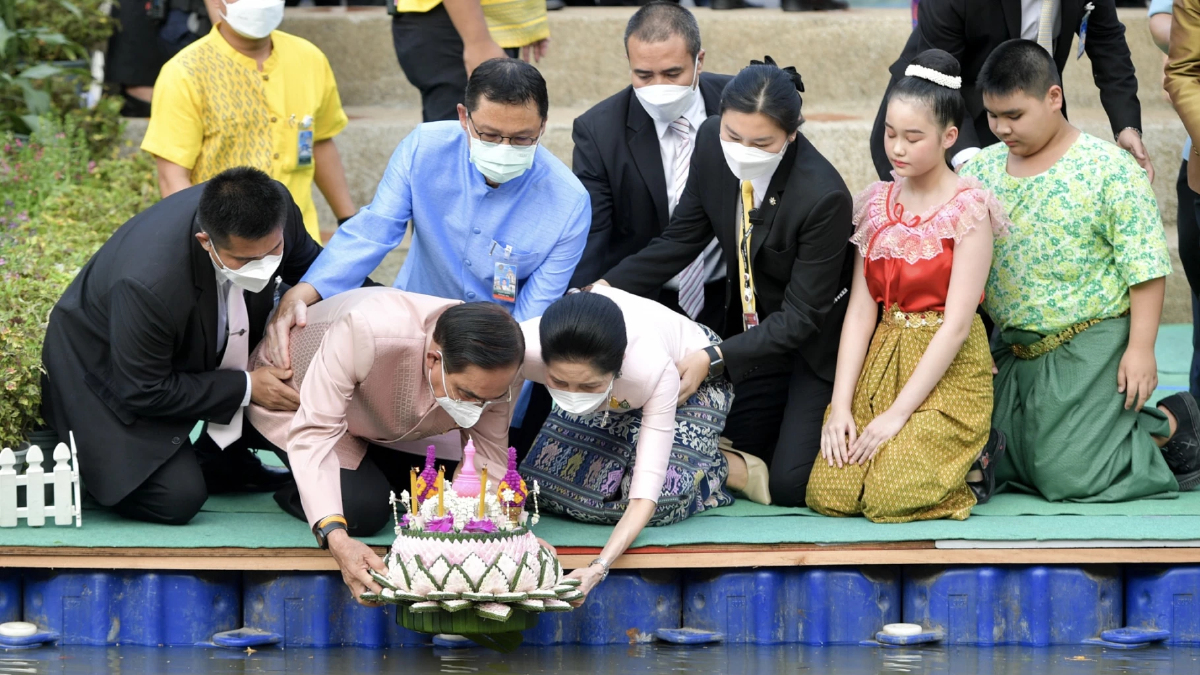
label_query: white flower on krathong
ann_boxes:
[501,488,515,504]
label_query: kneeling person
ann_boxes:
[520,287,766,601]
[40,167,320,525]
[963,40,1200,501]
[244,289,523,598]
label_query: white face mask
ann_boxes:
[548,376,615,416]
[428,352,492,429]
[633,56,700,124]
[720,139,790,182]
[222,0,284,40]
[468,136,538,185]
[207,238,282,294]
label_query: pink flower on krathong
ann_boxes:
[5,382,16,391]
[462,519,498,534]
[87,161,96,173]
[426,515,455,533]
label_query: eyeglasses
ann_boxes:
[444,382,514,412]
[467,115,541,147]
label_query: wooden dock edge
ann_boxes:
[2,542,1198,571]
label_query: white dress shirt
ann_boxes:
[651,87,726,289]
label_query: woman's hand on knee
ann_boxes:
[327,530,388,606]
[821,408,856,468]
[848,408,908,465]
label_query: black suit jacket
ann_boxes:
[40,182,320,505]
[569,72,732,289]
[603,117,855,384]
[869,0,1140,179]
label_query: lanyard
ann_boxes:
[737,181,759,329]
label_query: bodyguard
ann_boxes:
[40,168,320,525]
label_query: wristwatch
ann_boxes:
[589,556,611,582]
[313,514,348,549]
[703,346,725,378]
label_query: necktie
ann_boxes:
[1035,0,1055,55]
[737,180,758,327]
[207,282,249,448]
[669,117,707,320]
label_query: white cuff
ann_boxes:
[241,371,253,408]
[951,147,982,170]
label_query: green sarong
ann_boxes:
[992,315,1178,502]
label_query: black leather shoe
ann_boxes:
[782,0,848,10]
[202,446,294,494]
[711,0,762,9]
[1158,393,1200,491]
[546,0,564,10]
[967,429,1007,505]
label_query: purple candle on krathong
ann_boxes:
[416,445,439,503]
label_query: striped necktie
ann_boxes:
[1035,0,1055,55]
[669,117,706,320]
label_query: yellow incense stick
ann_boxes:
[437,467,445,517]
[479,467,488,518]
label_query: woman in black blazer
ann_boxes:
[595,58,855,508]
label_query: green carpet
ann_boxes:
[1,490,1197,550]
[3,326,1194,550]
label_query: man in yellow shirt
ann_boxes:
[392,0,550,122]
[143,0,355,242]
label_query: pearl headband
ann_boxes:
[904,64,962,90]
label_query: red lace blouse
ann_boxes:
[850,175,1010,314]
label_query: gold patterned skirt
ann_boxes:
[805,308,993,523]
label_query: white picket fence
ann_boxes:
[0,431,82,527]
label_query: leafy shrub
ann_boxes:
[0,120,158,447]
[1,0,122,156]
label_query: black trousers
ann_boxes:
[1181,160,1200,397]
[391,6,518,123]
[110,423,278,526]
[272,443,460,537]
[720,356,834,508]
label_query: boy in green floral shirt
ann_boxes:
[961,40,1200,501]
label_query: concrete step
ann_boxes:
[279,7,1175,117]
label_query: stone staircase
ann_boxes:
[127,6,1195,321]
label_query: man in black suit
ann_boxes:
[40,167,320,525]
[870,0,1153,182]
[570,2,731,330]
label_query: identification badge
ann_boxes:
[1078,3,1094,59]
[297,114,314,167]
[493,261,518,302]
[743,312,760,329]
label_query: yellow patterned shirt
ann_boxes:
[392,0,548,48]
[961,133,1172,335]
[142,26,348,241]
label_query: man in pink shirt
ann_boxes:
[246,287,524,601]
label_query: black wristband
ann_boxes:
[336,216,352,226]
[703,345,725,378]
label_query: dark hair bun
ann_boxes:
[750,55,805,93]
[909,49,962,80]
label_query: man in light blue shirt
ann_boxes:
[263,58,590,370]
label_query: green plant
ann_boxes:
[0,0,119,148]
[0,120,158,447]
